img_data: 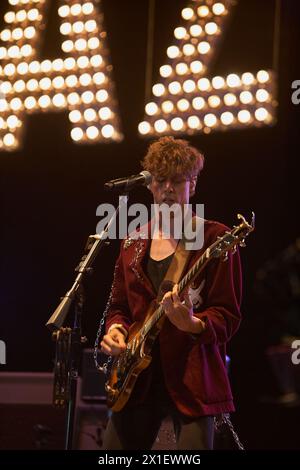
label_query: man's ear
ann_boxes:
[189,176,197,197]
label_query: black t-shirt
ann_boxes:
[146,252,174,295]
[143,252,175,405]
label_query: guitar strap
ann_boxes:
[157,240,191,301]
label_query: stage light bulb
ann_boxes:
[3,133,16,147]
[220,111,234,125]
[238,110,251,123]
[88,38,100,49]
[183,80,196,93]
[197,6,209,17]
[212,3,226,15]
[24,96,37,110]
[71,4,82,16]
[257,70,269,83]
[256,89,269,102]
[255,107,268,121]
[198,42,210,54]
[90,55,103,67]
[67,92,80,105]
[204,113,217,127]
[38,95,51,108]
[154,119,168,133]
[187,116,201,129]
[60,22,72,35]
[152,84,165,97]
[85,20,97,33]
[171,117,184,131]
[96,90,108,103]
[181,8,194,20]
[169,81,181,95]
[82,2,94,15]
[73,21,84,34]
[145,102,158,116]
[160,65,172,78]
[240,91,253,104]
[174,27,186,40]
[62,40,73,53]
[190,25,202,37]
[183,44,195,56]
[177,99,190,112]
[79,73,92,86]
[190,61,203,74]
[71,127,84,141]
[208,95,221,108]
[84,108,97,121]
[227,74,241,87]
[176,63,188,75]
[58,5,70,18]
[205,22,218,35]
[82,91,94,104]
[53,93,66,107]
[138,121,151,135]
[224,93,237,106]
[197,78,210,91]
[167,46,180,59]
[77,56,89,69]
[39,77,51,90]
[102,124,114,138]
[161,101,174,113]
[192,97,205,110]
[212,76,225,89]
[99,107,112,120]
[86,126,99,139]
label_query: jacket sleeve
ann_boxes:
[194,247,242,345]
[105,243,133,335]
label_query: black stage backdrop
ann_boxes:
[0,0,299,449]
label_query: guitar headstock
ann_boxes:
[211,212,255,261]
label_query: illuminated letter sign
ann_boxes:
[0,0,123,151]
[138,0,277,136]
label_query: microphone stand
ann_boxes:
[45,194,128,450]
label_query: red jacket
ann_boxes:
[105,220,242,417]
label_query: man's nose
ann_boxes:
[164,180,174,191]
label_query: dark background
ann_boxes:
[0,0,299,449]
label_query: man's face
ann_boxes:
[149,174,191,207]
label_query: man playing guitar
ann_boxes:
[100,136,243,450]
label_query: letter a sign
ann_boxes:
[0,0,123,151]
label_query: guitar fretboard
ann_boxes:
[141,246,211,338]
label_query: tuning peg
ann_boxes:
[239,239,246,247]
[231,246,237,255]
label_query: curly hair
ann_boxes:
[142,136,204,180]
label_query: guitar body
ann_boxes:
[106,300,163,412]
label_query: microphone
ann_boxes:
[104,170,152,192]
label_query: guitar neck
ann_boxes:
[142,247,211,338]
